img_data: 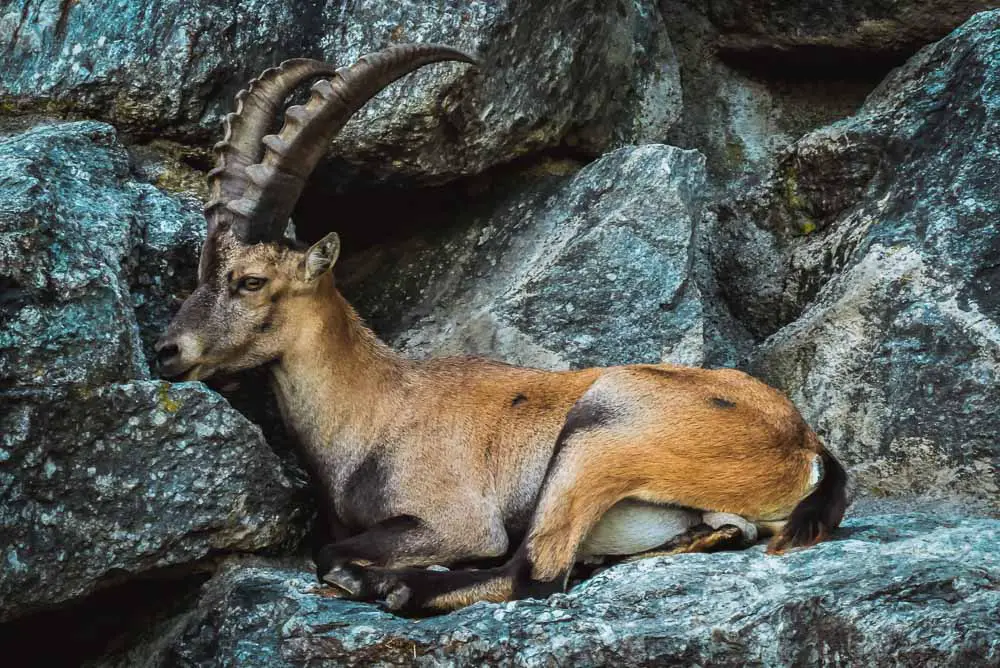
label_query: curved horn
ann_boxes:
[199,59,341,281]
[226,43,479,244]
[204,58,342,235]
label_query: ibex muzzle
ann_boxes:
[156,44,847,616]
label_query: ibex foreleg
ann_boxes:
[316,514,456,596]
[317,513,509,601]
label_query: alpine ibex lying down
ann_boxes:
[157,44,848,615]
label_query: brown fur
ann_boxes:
[157,235,847,614]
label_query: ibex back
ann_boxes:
[156,44,848,615]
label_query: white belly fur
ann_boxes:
[579,499,702,557]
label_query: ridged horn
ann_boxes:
[204,58,342,235]
[225,43,479,244]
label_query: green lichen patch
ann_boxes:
[156,381,181,413]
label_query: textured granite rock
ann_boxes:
[341,145,737,369]
[660,0,880,181]
[128,182,204,364]
[0,381,306,623]
[110,511,1000,666]
[0,121,310,624]
[0,121,204,387]
[703,0,997,61]
[0,0,679,182]
[659,1,995,182]
[714,11,1000,508]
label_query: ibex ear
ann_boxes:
[303,232,341,282]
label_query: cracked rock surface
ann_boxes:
[342,145,739,369]
[0,0,679,182]
[0,382,306,623]
[716,11,1000,510]
[108,510,1000,667]
[0,121,307,624]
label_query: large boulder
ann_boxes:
[0,382,306,623]
[703,0,997,62]
[0,121,308,622]
[0,0,680,182]
[340,145,748,370]
[658,0,995,180]
[108,510,1000,666]
[0,122,158,387]
[0,121,207,386]
[715,11,1000,509]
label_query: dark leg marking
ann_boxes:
[358,543,567,616]
[508,543,568,601]
[363,565,513,616]
[339,446,394,530]
[316,515,432,597]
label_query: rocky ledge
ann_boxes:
[110,510,999,667]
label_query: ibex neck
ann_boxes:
[268,278,406,468]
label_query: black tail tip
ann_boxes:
[768,450,848,554]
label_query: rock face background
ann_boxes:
[1,1,998,665]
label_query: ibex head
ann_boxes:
[156,45,477,381]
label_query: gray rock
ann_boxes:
[659,0,994,182]
[0,121,311,624]
[115,511,1000,666]
[0,381,306,623]
[721,11,1000,508]
[1,121,144,387]
[128,180,205,365]
[0,121,205,387]
[341,145,738,369]
[703,0,996,59]
[0,0,680,182]
[660,0,878,181]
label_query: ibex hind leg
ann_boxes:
[620,523,747,562]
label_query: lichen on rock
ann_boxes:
[0,381,307,623]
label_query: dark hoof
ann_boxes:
[382,582,413,611]
[322,564,365,597]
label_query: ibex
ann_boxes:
[156,44,848,615]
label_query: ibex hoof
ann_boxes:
[382,582,412,611]
[322,565,364,597]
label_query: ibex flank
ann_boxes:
[156,43,848,615]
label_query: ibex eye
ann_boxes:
[238,276,267,292]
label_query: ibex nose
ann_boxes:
[154,338,183,377]
[156,342,180,366]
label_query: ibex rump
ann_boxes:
[156,44,848,615]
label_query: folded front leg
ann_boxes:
[316,514,509,603]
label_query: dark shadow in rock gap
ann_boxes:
[292,147,591,252]
[716,44,913,83]
[0,565,212,668]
